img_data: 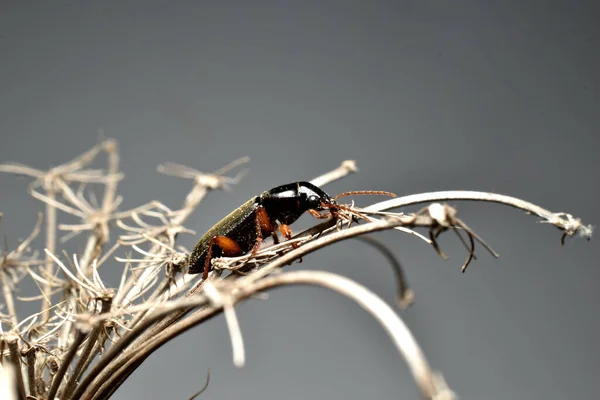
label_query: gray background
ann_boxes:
[1,1,598,399]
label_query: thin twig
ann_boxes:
[46,329,86,400]
[353,235,414,308]
[364,191,593,241]
[0,272,18,328]
[63,295,113,399]
[24,347,36,397]
[240,217,415,284]
[188,369,211,399]
[309,160,358,187]
[42,189,57,324]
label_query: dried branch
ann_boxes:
[188,369,211,399]
[46,329,86,400]
[0,139,592,400]
[309,159,358,187]
[23,347,36,397]
[365,191,593,242]
[63,294,113,399]
[42,187,57,323]
[1,214,43,328]
[6,336,26,400]
[1,140,122,323]
[0,362,18,400]
[353,235,414,308]
[82,270,454,400]
[72,217,428,399]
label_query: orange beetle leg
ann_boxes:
[203,236,243,279]
[280,223,302,262]
[251,206,274,255]
[308,209,323,219]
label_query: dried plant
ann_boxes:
[0,140,592,400]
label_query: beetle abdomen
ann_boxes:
[188,197,259,274]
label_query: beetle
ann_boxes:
[187,181,336,279]
[188,181,395,279]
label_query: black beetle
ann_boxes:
[188,181,336,279]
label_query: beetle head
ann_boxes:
[261,181,336,225]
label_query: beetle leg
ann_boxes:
[280,223,302,262]
[203,236,243,279]
[280,223,300,248]
[309,209,331,219]
[279,224,302,263]
[308,209,323,218]
[279,223,294,242]
[202,241,214,280]
[252,206,273,255]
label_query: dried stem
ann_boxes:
[353,235,414,308]
[365,191,593,240]
[188,369,211,399]
[47,329,86,400]
[1,272,18,328]
[73,217,415,399]
[114,158,247,309]
[0,139,592,400]
[7,337,26,400]
[0,363,18,400]
[42,191,57,323]
[24,348,36,397]
[309,160,358,187]
[74,191,592,399]
[86,270,453,400]
[242,217,419,283]
[63,295,113,398]
[101,140,120,214]
[82,160,366,394]
[241,271,451,398]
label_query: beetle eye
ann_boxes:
[307,195,319,206]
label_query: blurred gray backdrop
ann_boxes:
[1,1,598,399]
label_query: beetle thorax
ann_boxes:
[260,181,333,225]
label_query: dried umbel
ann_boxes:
[0,140,592,400]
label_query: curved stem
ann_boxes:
[353,235,414,308]
[365,190,558,214]
[364,190,592,238]
[76,189,592,400]
[243,217,413,283]
[73,218,409,400]
[90,271,451,400]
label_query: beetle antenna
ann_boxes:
[333,190,397,201]
[322,202,374,223]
